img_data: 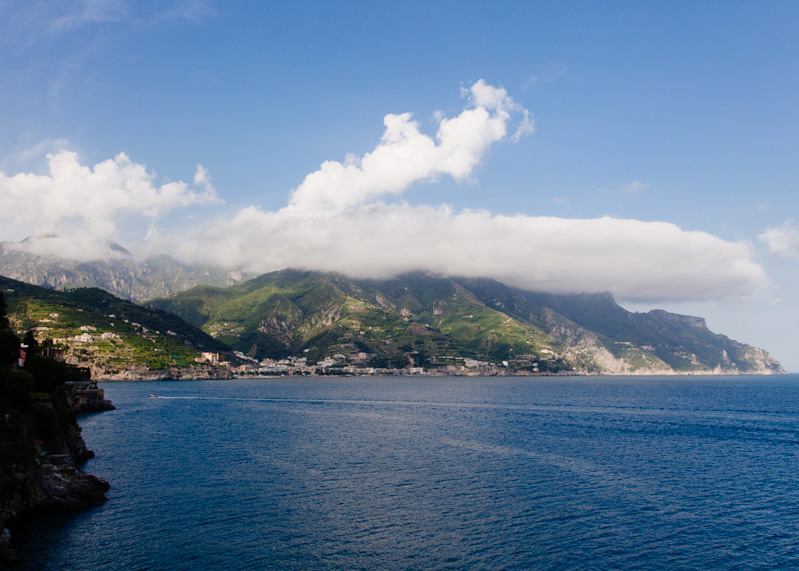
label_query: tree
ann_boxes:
[22,330,39,358]
[0,329,20,367]
[0,291,9,330]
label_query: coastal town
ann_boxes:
[202,351,560,377]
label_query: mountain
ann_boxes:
[148,269,784,375]
[0,276,231,380]
[0,237,246,302]
[2,243,782,376]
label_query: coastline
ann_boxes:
[95,369,789,383]
[14,375,799,570]
[0,391,113,569]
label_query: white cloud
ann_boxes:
[169,80,764,303]
[1,1,212,53]
[5,232,131,263]
[758,220,799,258]
[175,205,766,304]
[623,180,646,194]
[0,137,72,174]
[0,0,126,49]
[0,150,221,248]
[51,0,127,32]
[287,79,533,212]
[150,0,216,25]
[0,80,770,303]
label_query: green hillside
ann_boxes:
[1,276,230,378]
[149,270,574,371]
[2,268,782,377]
[149,270,785,375]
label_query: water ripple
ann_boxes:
[13,375,799,570]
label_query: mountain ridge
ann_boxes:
[149,269,784,376]
[0,244,783,376]
[0,238,246,302]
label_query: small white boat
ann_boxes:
[148,394,157,398]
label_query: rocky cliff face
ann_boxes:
[0,388,110,568]
[0,239,245,302]
[0,302,112,568]
[64,382,116,412]
[92,364,232,381]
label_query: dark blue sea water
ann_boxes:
[12,375,799,570]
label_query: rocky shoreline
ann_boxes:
[93,364,232,382]
[0,398,111,569]
[0,292,115,568]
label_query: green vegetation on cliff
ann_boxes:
[148,271,566,370]
[1,276,229,377]
[0,292,110,567]
[149,270,785,375]
[0,267,784,376]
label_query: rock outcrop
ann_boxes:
[93,364,232,381]
[0,389,110,569]
[0,294,111,569]
[65,381,116,412]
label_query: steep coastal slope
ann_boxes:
[0,295,109,568]
[518,290,778,373]
[148,270,571,370]
[2,254,782,376]
[453,278,780,374]
[149,270,784,375]
[0,276,231,380]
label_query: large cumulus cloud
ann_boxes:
[0,80,768,302]
[286,80,532,212]
[0,150,220,258]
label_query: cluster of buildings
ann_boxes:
[222,352,530,377]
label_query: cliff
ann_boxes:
[65,381,116,412]
[0,293,111,568]
[0,386,110,568]
[0,238,245,303]
[0,275,231,379]
[93,364,232,382]
[0,266,784,376]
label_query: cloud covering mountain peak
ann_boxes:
[0,80,768,304]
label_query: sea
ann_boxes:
[12,375,799,570]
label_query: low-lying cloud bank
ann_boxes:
[176,204,765,303]
[0,80,768,303]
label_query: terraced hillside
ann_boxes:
[1,276,230,379]
[149,270,784,375]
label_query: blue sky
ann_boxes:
[1,1,798,369]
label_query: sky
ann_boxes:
[1,1,798,370]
